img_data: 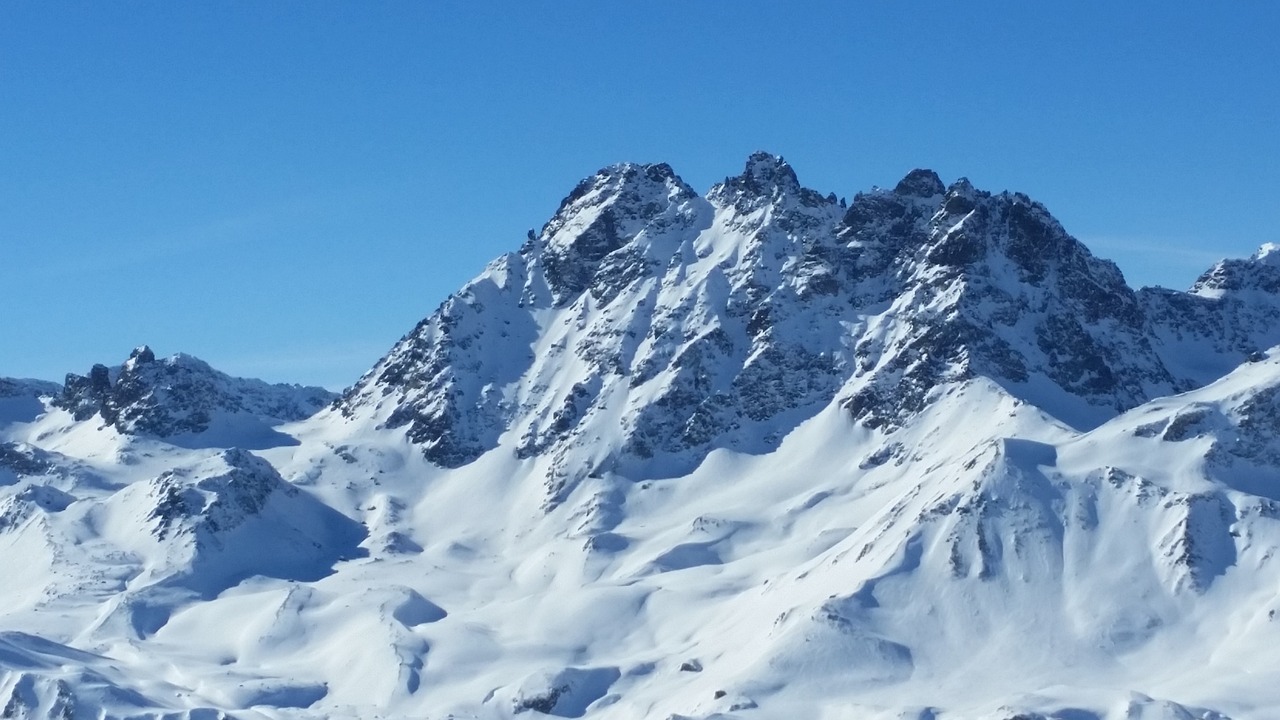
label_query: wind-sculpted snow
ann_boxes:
[11,155,1280,718]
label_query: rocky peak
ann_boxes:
[940,177,984,216]
[1190,244,1280,298]
[1142,244,1280,386]
[125,345,156,369]
[538,162,696,245]
[837,175,1170,428]
[533,162,701,305]
[737,151,801,196]
[893,168,945,198]
[59,365,114,421]
[54,349,335,439]
[708,151,834,212]
[341,156,1280,491]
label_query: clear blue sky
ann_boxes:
[3,2,1278,389]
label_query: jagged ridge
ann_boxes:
[337,153,1276,500]
[56,346,335,439]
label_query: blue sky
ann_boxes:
[3,2,1278,389]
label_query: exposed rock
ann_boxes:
[54,346,334,438]
[333,154,1280,501]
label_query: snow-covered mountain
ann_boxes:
[4,155,1280,720]
[53,346,335,448]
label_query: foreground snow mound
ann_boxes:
[99,448,366,601]
[54,346,334,448]
[0,632,236,720]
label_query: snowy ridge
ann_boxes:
[4,155,1280,719]
[0,379,59,401]
[337,153,1232,500]
[1141,246,1280,384]
[55,346,335,448]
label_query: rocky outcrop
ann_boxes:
[54,347,334,438]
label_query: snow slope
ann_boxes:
[3,155,1280,719]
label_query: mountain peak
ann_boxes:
[740,151,799,193]
[709,151,837,214]
[53,349,335,439]
[534,162,701,305]
[123,345,157,373]
[893,168,945,198]
[542,162,694,233]
[1190,243,1280,298]
[716,151,801,199]
[1253,242,1280,267]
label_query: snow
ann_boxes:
[1252,242,1280,265]
[4,156,1280,719]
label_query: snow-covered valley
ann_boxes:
[4,155,1280,719]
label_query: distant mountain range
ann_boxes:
[2,154,1278,719]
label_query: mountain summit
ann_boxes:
[337,153,1266,499]
[55,346,334,443]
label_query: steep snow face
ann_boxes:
[54,346,334,447]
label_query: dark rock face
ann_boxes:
[339,257,543,469]
[834,175,1173,428]
[60,365,114,421]
[147,448,287,542]
[537,162,700,306]
[336,154,1280,497]
[54,346,334,438]
[0,443,54,477]
[893,168,945,198]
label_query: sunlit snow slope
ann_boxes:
[4,155,1280,720]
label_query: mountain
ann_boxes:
[1141,243,1280,384]
[334,153,1236,503]
[5,155,1280,720]
[52,346,335,448]
[0,378,60,428]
